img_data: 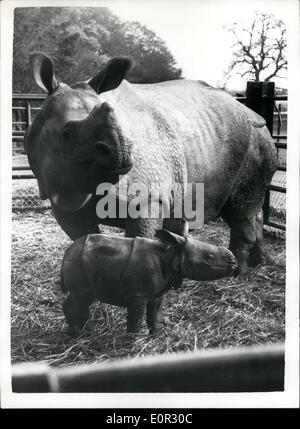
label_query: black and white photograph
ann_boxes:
[0,0,299,409]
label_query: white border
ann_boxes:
[1,0,299,409]
[284,0,300,402]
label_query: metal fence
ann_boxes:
[12,88,287,230]
[12,94,51,210]
[12,177,51,210]
[269,104,286,230]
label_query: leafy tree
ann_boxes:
[116,21,182,83]
[13,7,182,93]
[13,8,61,92]
[223,12,287,86]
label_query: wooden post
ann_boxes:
[277,103,282,139]
[261,82,275,134]
[246,81,263,115]
[246,81,275,134]
[246,81,275,225]
[26,100,32,126]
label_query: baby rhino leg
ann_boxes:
[62,293,92,335]
[146,296,164,335]
[61,260,93,335]
[126,296,147,333]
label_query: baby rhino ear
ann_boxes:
[155,229,186,246]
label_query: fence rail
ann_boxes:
[12,88,287,230]
[12,343,284,393]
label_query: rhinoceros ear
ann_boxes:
[30,52,58,94]
[88,57,132,94]
[155,229,187,246]
[181,219,190,237]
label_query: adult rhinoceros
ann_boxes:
[25,52,277,273]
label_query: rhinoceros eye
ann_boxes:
[206,253,216,264]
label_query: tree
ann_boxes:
[223,12,287,86]
[117,21,182,83]
[13,7,182,93]
[13,8,61,92]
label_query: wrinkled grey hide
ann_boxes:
[61,230,237,334]
[25,53,277,273]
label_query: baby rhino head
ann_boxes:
[156,229,237,281]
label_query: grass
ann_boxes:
[11,210,285,367]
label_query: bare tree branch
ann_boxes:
[224,11,287,86]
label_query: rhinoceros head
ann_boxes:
[156,229,238,280]
[25,52,133,212]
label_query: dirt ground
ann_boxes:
[11,210,285,367]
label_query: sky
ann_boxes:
[3,0,296,91]
[103,0,293,91]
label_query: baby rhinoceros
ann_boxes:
[60,230,237,335]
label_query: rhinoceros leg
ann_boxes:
[146,296,164,335]
[124,198,164,238]
[125,217,164,238]
[162,218,188,236]
[227,219,256,274]
[222,202,269,274]
[126,296,147,333]
[220,196,261,274]
[248,209,269,266]
[220,135,275,274]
